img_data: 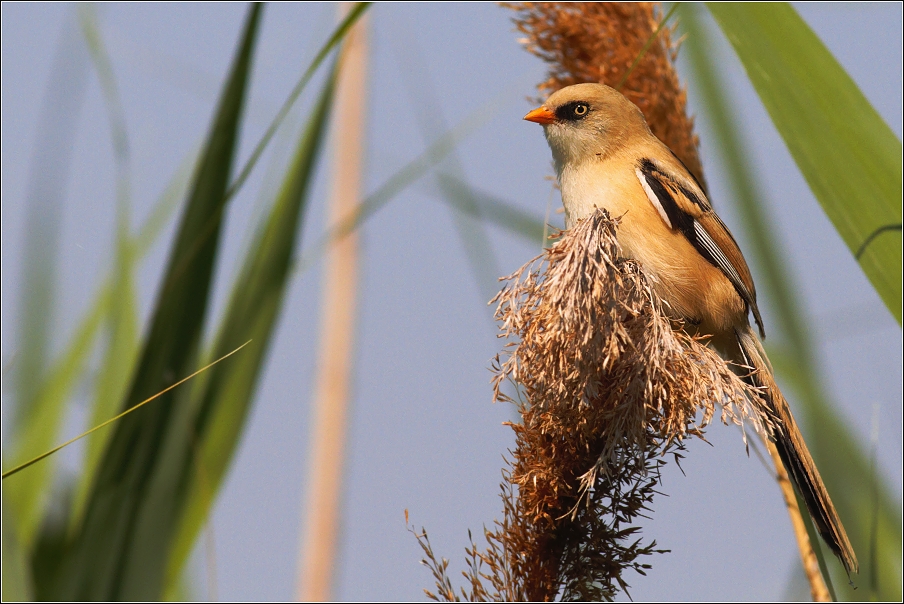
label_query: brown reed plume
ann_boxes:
[506,2,705,186]
[413,210,770,601]
[504,3,834,599]
[411,3,808,600]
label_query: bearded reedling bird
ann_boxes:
[524,83,858,575]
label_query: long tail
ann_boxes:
[734,325,858,576]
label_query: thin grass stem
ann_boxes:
[1,341,251,480]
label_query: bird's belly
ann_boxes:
[562,175,745,336]
[619,220,745,336]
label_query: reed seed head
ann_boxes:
[418,211,769,601]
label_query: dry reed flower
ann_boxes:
[506,2,705,186]
[414,211,770,601]
[411,4,781,599]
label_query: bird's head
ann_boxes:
[524,83,649,175]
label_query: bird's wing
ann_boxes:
[635,158,765,337]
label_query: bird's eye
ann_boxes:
[554,101,591,122]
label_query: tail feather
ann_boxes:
[735,326,858,576]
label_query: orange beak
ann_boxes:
[523,106,556,125]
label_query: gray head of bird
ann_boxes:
[524,83,650,176]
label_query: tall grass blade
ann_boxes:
[3,150,189,573]
[67,151,194,536]
[47,5,263,599]
[133,151,198,257]
[164,63,338,595]
[3,14,91,582]
[224,2,370,202]
[63,3,142,539]
[682,6,902,599]
[2,293,106,543]
[706,3,902,323]
[11,9,90,430]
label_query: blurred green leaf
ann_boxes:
[3,144,204,604]
[393,28,503,303]
[67,152,194,536]
[1,344,250,482]
[133,152,198,257]
[225,2,370,201]
[3,289,107,547]
[164,61,337,594]
[297,101,498,275]
[436,175,548,245]
[2,16,92,581]
[63,3,141,539]
[61,263,138,525]
[768,347,903,602]
[48,5,263,599]
[3,153,191,556]
[682,5,902,600]
[706,2,903,323]
[2,505,32,601]
[11,12,90,431]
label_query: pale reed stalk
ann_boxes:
[297,6,368,601]
[767,441,831,601]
